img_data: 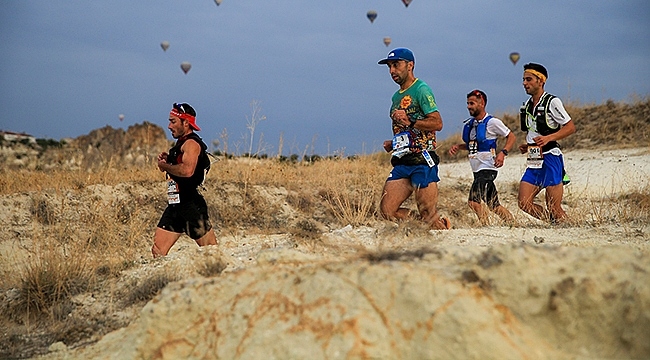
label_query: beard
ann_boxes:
[392,72,407,85]
[170,129,184,139]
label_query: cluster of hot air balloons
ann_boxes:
[367,2,520,64]
[366,10,390,46]
[366,1,414,47]
[366,9,386,47]
[367,3,521,63]
[120,2,228,121]
[159,40,193,74]
[366,0,412,22]
[155,1,225,77]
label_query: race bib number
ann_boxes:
[526,145,543,169]
[392,131,412,158]
[167,179,180,204]
[467,140,478,155]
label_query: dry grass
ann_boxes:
[5,245,93,323]
[0,164,162,196]
[573,186,650,227]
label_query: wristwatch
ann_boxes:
[501,149,509,156]
[408,119,417,129]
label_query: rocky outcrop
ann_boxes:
[0,122,170,170]
[68,122,170,169]
[44,245,650,360]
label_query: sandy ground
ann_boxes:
[440,147,650,198]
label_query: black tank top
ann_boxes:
[167,133,210,193]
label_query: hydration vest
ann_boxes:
[167,132,211,193]
[519,93,560,136]
[519,92,562,151]
[462,115,497,152]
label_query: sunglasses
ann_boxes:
[173,103,187,114]
[467,90,486,103]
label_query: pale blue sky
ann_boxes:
[1,1,648,155]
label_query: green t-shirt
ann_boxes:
[390,78,438,152]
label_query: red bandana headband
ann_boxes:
[170,108,200,131]
[170,108,194,122]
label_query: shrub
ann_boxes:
[5,248,92,322]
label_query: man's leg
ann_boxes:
[152,227,182,258]
[492,205,514,224]
[468,175,488,225]
[195,228,217,247]
[380,179,414,221]
[545,184,567,222]
[468,200,489,225]
[518,181,548,220]
[414,183,449,230]
[484,179,514,224]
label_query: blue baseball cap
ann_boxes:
[378,48,415,65]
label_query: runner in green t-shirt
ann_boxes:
[377,48,450,230]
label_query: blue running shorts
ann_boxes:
[387,164,440,188]
[521,153,564,188]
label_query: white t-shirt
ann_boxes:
[524,93,572,156]
[467,114,511,172]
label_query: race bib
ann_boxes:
[467,140,478,155]
[392,131,413,158]
[167,179,180,204]
[526,145,543,169]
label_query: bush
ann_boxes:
[4,249,92,322]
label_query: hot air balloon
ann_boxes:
[180,62,191,74]
[214,0,222,5]
[509,52,520,65]
[160,41,169,52]
[367,10,377,23]
[402,0,412,7]
[383,37,392,47]
[118,114,125,122]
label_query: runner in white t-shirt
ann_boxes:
[449,90,516,225]
[518,63,576,224]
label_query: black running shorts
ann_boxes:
[157,194,212,240]
[468,169,501,209]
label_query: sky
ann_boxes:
[1,1,648,156]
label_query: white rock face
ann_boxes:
[47,245,649,360]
